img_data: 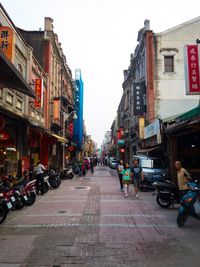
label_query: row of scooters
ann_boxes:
[0,166,75,225]
[153,177,200,227]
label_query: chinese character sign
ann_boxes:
[0,26,14,61]
[133,83,146,116]
[184,45,200,95]
[53,99,60,121]
[34,79,43,107]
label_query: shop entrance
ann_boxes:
[177,130,200,178]
[0,129,17,176]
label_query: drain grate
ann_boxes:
[74,186,89,190]
[58,211,67,214]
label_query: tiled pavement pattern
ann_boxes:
[1,167,200,267]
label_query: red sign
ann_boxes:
[185,45,200,94]
[68,122,74,137]
[0,26,14,61]
[21,157,30,174]
[34,79,43,107]
[117,128,124,140]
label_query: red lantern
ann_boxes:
[31,130,43,140]
[68,145,75,152]
[28,137,37,148]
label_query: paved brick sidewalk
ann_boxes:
[0,167,200,267]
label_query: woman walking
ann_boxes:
[118,160,124,192]
[122,163,131,198]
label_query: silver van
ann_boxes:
[132,155,168,188]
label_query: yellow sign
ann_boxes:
[139,117,145,140]
[0,26,14,61]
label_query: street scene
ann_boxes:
[1,166,200,266]
[1,0,200,266]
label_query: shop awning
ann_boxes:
[136,146,161,155]
[51,133,68,143]
[0,50,36,98]
[176,105,200,121]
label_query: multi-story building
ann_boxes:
[0,4,36,176]
[114,17,200,167]
[0,3,76,175]
[19,17,75,168]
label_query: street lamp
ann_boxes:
[66,111,77,121]
[196,39,200,44]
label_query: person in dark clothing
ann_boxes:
[131,159,143,198]
[90,158,94,174]
[117,160,124,192]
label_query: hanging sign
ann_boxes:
[133,83,146,116]
[53,99,60,120]
[0,26,14,61]
[184,45,200,95]
[34,79,43,107]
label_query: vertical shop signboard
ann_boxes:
[133,83,146,116]
[184,45,200,95]
[53,99,60,121]
[34,79,43,107]
[0,26,14,61]
[21,157,30,174]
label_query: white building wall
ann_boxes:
[154,17,200,120]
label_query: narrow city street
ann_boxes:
[0,167,200,267]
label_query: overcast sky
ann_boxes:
[1,0,200,146]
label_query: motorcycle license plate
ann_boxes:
[7,201,12,209]
[11,196,16,202]
[24,195,28,201]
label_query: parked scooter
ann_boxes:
[0,193,12,224]
[48,169,61,188]
[71,163,79,175]
[13,179,37,206]
[60,166,74,180]
[153,180,180,208]
[177,180,200,227]
[0,184,24,210]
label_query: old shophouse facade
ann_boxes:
[0,4,76,177]
[115,17,200,174]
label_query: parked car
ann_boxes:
[108,157,117,169]
[132,155,168,190]
[110,158,117,169]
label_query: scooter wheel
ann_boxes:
[43,183,49,193]
[26,194,36,206]
[156,194,173,209]
[0,205,7,224]
[15,196,24,210]
[177,213,188,227]
[68,173,74,180]
[50,178,61,188]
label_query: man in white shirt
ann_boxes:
[35,161,46,195]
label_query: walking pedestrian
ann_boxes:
[131,159,143,198]
[90,158,94,174]
[117,160,124,192]
[35,161,46,195]
[122,163,131,198]
[175,161,191,199]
